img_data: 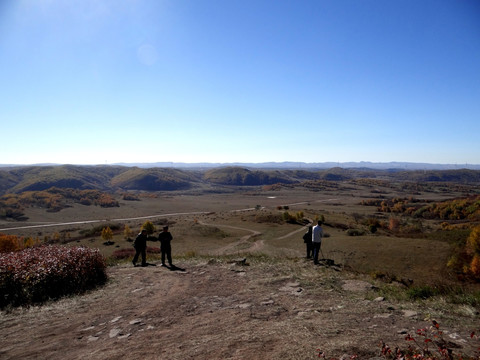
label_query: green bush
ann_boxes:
[407,285,439,300]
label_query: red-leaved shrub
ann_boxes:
[0,245,107,307]
[111,248,135,259]
[111,246,160,260]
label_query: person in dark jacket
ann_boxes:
[158,226,173,266]
[132,229,148,267]
[303,226,313,259]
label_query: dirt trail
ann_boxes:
[202,219,312,255]
[200,221,263,255]
[1,259,478,360]
[277,224,311,240]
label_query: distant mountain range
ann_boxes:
[111,161,480,170]
[2,161,476,170]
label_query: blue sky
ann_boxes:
[1,0,479,165]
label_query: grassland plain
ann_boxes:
[1,180,479,359]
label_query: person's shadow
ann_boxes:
[166,264,186,272]
[134,263,156,267]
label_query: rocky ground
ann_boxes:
[1,257,479,360]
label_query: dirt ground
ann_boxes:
[1,257,479,360]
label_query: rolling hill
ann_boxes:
[203,167,298,186]
[0,165,479,196]
[110,167,200,191]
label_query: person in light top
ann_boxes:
[312,220,323,265]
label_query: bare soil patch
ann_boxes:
[1,258,478,360]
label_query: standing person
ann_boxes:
[158,226,173,267]
[132,229,148,267]
[303,226,313,259]
[312,220,324,265]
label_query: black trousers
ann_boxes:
[133,246,146,266]
[305,242,313,258]
[161,245,172,265]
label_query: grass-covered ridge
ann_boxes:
[203,166,298,186]
[110,167,199,190]
[5,165,127,193]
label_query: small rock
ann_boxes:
[261,300,274,306]
[228,258,249,266]
[374,313,392,319]
[459,305,479,316]
[87,336,99,342]
[129,319,142,325]
[109,328,121,338]
[110,316,122,323]
[373,297,385,302]
[80,326,95,332]
[402,310,417,318]
[448,332,462,340]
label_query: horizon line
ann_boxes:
[1,160,479,168]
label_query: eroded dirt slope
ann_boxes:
[1,259,479,360]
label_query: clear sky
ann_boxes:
[1,0,479,165]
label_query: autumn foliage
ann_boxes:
[379,321,480,360]
[0,187,119,218]
[361,195,480,221]
[0,245,107,307]
[0,233,40,253]
[465,226,480,279]
[318,321,480,359]
[447,225,480,281]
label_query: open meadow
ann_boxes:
[2,177,475,285]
